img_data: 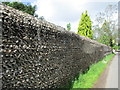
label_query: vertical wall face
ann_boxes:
[0,4,112,89]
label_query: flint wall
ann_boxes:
[0,4,112,89]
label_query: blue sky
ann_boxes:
[1,0,119,32]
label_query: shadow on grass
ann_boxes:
[59,67,90,90]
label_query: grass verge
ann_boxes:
[71,53,115,89]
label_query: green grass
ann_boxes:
[71,53,115,89]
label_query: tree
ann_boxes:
[97,20,111,46]
[94,4,118,47]
[2,1,36,16]
[77,11,93,39]
[39,16,45,20]
[67,23,71,31]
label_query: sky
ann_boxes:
[1,0,119,32]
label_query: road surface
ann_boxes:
[105,52,118,88]
[93,52,119,88]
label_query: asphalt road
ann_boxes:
[93,52,119,88]
[105,52,118,88]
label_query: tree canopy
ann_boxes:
[93,4,118,48]
[2,1,36,16]
[67,23,71,31]
[77,11,93,39]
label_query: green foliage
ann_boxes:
[71,54,115,88]
[96,20,116,47]
[112,45,120,50]
[2,1,36,16]
[77,11,93,39]
[97,20,111,46]
[67,23,71,31]
[2,2,10,5]
[94,4,118,48]
[98,35,110,46]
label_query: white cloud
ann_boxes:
[32,0,55,20]
[32,0,119,32]
[1,0,119,32]
[32,0,88,32]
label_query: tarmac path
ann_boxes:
[93,52,118,88]
[105,52,118,88]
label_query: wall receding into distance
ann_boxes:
[0,4,112,89]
